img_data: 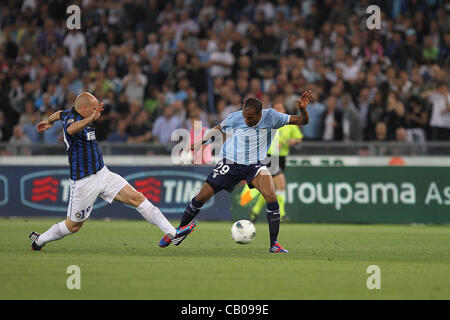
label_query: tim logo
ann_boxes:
[31,177,59,202]
[126,170,214,213]
[20,170,107,212]
[134,177,162,203]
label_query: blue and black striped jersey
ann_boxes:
[61,108,104,180]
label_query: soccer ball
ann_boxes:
[231,220,256,244]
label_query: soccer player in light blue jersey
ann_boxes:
[159,90,312,253]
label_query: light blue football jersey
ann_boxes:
[220,109,290,165]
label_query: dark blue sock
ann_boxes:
[266,201,280,246]
[191,197,203,209]
[179,197,204,227]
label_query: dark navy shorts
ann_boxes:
[206,159,268,193]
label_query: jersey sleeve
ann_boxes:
[59,110,71,121]
[220,112,236,133]
[62,113,80,136]
[269,109,290,129]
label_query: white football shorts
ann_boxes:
[67,166,128,222]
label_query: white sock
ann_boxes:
[36,221,72,247]
[276,190,286,198]
[136,199,176,237]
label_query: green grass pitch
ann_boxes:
[0,217,449,299]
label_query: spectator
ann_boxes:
[336,54,363,83]
[67,69,83,95]
[257,25,281,59]
[366,91,386,141]
[174,77,190,102]
[152,105,182,145]
[396,127,408,142]
[357,87,372,135]
[184,99,210,130]
[422,82,450,141]
[8,125,31,155]
[224,94,241,119]
[301,91,326,140]
[145,33,161,59]
[439,32,450,64]
[364,39,385,66]
[41,106,63,144]
[283,84,299,115]
[105,66,123,94]
[127,110,152,143]
[208,40,234,78]
[212,9,232,35]
[42,120,62,144]
[0,111,7,142]
[256,0,275,22]
[341,94,363,142]
[236,13,251,35]
[386,31,404,63]
[123,64,147,104]
[196,37,211,64]
[108,119,129,143]
[8,78,25,115]
[423,35,439,63]
[404,96,428,143]
[175,11,199,44]
[385,91,405,140]
[167,51,190,89]
[106,119,129,155]
[391,127,411,156]
[63,29,87,59]
[322,96,343,141]
[22,109,41,155]
[393,28,422,71]
[233,54,257,79]
[187,55,208,95]
[375,122,388,141]
[373,122,389,155]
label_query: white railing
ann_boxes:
[1,141,449,157]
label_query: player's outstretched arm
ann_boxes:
[67,103,103,135]
[289,89,312,125]
[36,111,63,133]
[191,124,223,151]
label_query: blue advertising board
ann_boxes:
[0,165,231,221]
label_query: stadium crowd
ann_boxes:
[0,0,449,155]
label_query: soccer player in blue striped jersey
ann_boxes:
[166,90,313,253]
[60,107,104,180]
[29,92,195,251]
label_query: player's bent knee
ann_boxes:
[67,221,83,233]
[70,226,81,233]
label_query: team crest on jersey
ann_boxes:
[86,131,96,141]
[67,119,74,124]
